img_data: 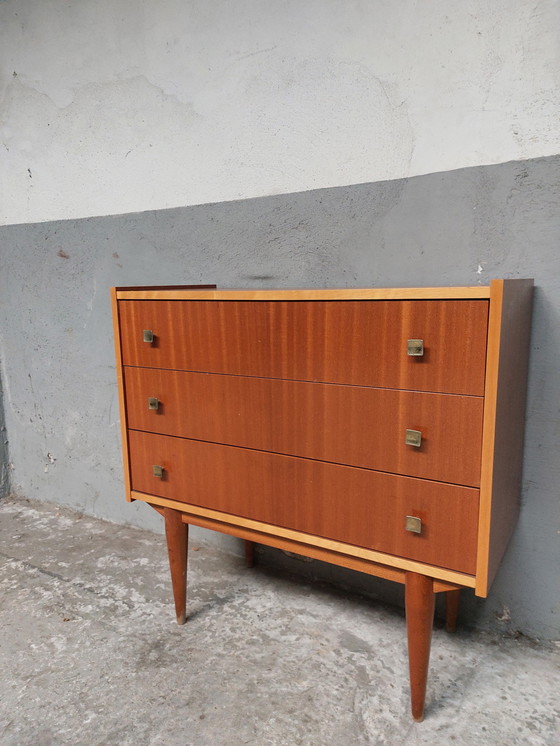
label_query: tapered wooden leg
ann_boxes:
[405,572,435,722]
[163,508,188,625]
[445,589,461,633]
[245,540,255,568]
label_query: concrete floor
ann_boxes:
[1,496,559,746]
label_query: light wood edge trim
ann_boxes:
[148,503,460,592]
[111,290,132,502]
[181,511,461,593]
[133,491,475,588]
[476,279,534,597]
[476,279,503,596]
[190,513,407,583]
[115,286,491,301]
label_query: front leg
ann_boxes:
[405,572,435,721]
[163,508,189,625]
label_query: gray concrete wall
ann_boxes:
[0,366,9,497]
[0,154,559,639]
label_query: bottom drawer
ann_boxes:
[128,430,479,574]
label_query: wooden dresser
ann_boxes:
[111,280,533,720]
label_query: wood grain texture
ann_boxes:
[405,573,435,722]
[164,508,189,624]
[445,589,461,633]
[183,510,407,585]
[111,285,215,502]
[148,502,462,591]
[244,540,255,568]
[124,367,484,486]
[139,491,475,588]
[116,286,492,301]
[111,288,132,501]
[128,430,479,574]
[476,279,534,596]
[118,299,489,395]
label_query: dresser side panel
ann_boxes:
[476,279,534,596]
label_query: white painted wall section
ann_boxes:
[1,0,559,225]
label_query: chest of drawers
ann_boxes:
[111,280,533,720]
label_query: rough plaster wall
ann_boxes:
[1,0,559,225]
[0,155,559,639]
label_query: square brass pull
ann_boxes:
[152,465,164,479]
[148,397,159,411]
[143,329,154,343]
[405,516,422,534]
[405,429,422,447]
[407,339,424,356]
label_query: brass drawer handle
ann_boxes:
[148,397,159,411]
[152,465,164,479]
[405,516,422,534]
[405,429,422,447]
[143,329,154,343]
[407,339,424,356]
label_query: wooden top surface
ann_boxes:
[114,285,492,301]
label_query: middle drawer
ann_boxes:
[124,367,483,486]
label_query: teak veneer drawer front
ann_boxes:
[118,299,489,395]
[124,367,484,486]
[128,430,479,574]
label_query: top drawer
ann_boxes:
[118,299,489,395]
